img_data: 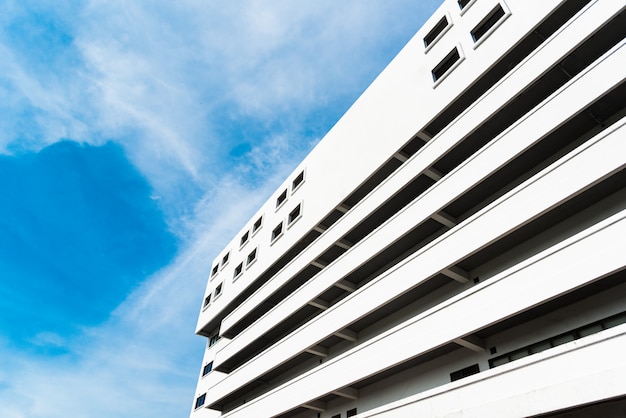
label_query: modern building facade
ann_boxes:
[191,0,626,416]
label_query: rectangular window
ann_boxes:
[432,47,460,82]
[458,0,472,10]
[208,333,220,347]
[211,264,218,277]
[252,216,263,233]
[195,393,206,409]
[450,363,480,382]
[214,283,222,297]
[221,252,230,266]
[246,248,257,266]
[240,230,249,247]
[288,204,302,225]
[233,262,243,279]
[271,222,284,242]
[424,16,449,48]
[292,170,305,191]
[347,408,357,417]
[332,415,341,418]
[276,189,288,208]
[203,294,211,307]
[202,362,213,376]
[471,4,506,42]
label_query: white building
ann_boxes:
[191,0,626,417]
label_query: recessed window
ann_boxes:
[208,332,220,347]
[332,415,341,418]
[288,204,302,225]
[292,170,305,191]
[195,393,206,409]
[246,248,257,266]
[221,252,230,266]
[347,408,357,417]
[271,222,284,242]
[432,47,460,82]
[252,216,263,233]
[450,363,479,382]
[240,230,249,247]
[233,262,243,279]
[458,0,472,10]
[203,294,211,307]
[211,264,219,277]
[202,362,213,376]
[471,4,506,42]
[276,189,288,208]
[424,16,449,48]
[214,283,223,298]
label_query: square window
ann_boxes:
[203,294,211,307]
[458,0,471,9]
[292,170,305,191]
[288,204,302,225]
[195,393,206,409]
[276,189,288,208]
[240,231,250,247]
[214,283,223,297]
[271,222,283,242]
[246,248,257,266]
[252,216,263,233]
[221,252,230,266]
[202,362,213,376]
[233,262,243,279]
[347,408,357,417]
[211,264,219,277]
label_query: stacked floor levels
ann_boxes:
[191,0,626,417]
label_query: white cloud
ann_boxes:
[0,1,442,417]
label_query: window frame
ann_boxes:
[471,3,511,49]
[287,203,302,228]
[246,247,258,268]
[423,14,452,53]
[276,189,288,210]
[291,170,306,193]
[432,45,464,87]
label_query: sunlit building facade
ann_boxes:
[191,0,626,416]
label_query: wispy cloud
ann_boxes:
[0,1,441,416]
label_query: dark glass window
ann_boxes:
[276,189,288,207]
[247,248,257,265]
[292,171,305,190]
[288,204,302,224]
[471,4,506,42]
[424,16,449,48]
[240,230,249,246]
[195,393,206,409]
[272,222,283,241]
[347,408,357,417]
[458,0,471,10]
[432,48,460,82]
[233,262,243,278]
[450,363,480,381]
[202,362,213,376]
[253,216,263,232]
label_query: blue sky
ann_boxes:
[0,1,440,417]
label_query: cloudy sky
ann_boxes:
[0,1,440,417]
